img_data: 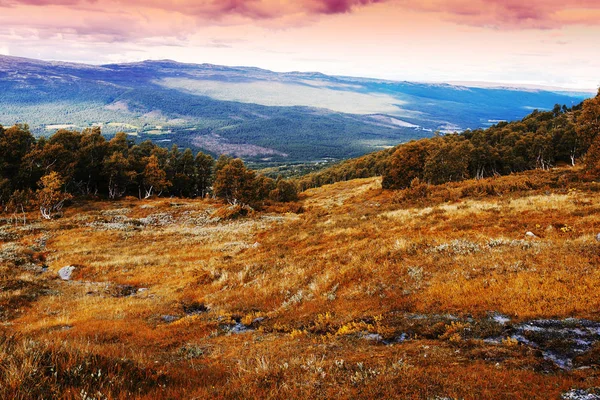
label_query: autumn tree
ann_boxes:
[576,90,600,152]
[142,154,171,198]
[7,189,33,224]
[255,175,276,201]
[36,172,72,219]
[382,139,431,189]
[213,158,256,205]
[584,134,600,177]
[270,178,298,202]
[423,137,473,184]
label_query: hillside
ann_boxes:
[297,90,600,189]
[0,55,592,165]
[2,167,600,398]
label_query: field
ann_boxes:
[2,167,600,399]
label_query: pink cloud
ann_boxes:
[0,0,388,18]
[1,0,599,46]
[397,0,600,29]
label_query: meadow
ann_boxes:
[2,166,600,399]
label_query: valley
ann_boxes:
[0,55,592,165]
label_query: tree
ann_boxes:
[171,148,195,197]
[36,172,72,219]
[7,189,33,225]
[576,90,600,152]
[382,139,431,189]
[195,152,214,198]
[108,132,129,155]
[584,134,600,177]
[142,154,171,198]
[214,154,233,176]
[255,175,276,201]
[270,179,298,202]
[102,152,133,199]
[423,137,473,184]
[0,124,35,191]
[213,158,256,205]
[76,127,108,195]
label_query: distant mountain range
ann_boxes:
[0,55,593,164]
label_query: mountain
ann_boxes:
[0,55,593,165]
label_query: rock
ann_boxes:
[58,266,76,281]
[161,315,180,323]
[510,319,600,370]
[182,302,208,315]
[490,313,511,325]
[222,322,253,335]
[562,389,600,400]
[596,233,600,242]
[362,333,383,342]
[525,231,537,238]
[110,284,138,298]
[395,333,409,343]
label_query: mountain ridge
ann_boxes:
[0,54,592,165]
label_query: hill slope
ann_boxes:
[2,167,600,398]
[0,55,592,164]
[297,90,600,189]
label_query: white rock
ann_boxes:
[596,233,600,242]
[58,266,76,281]
[525,231,537,238]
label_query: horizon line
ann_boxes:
[1,52,597,94]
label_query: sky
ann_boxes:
[0,0,599,90]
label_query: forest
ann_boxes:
[1,90,599,219]
[0,127,298,219]
[298,90,600,191]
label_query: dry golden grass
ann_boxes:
[2,167,600,398]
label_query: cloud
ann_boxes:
[395,0,600,29]
[1,0,600,47]
[0,0,388,19]
[0,0,391,42]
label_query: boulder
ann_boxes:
[161,315,180,323]
[596,233,600,242]
[58,266,76,281]
[525,231,537,238]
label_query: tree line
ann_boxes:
[0,127,298,219]
[297,91,600,191]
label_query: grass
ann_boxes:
[1,167,600,398]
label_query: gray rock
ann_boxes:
[58,266,76,281]
[395,333,409,343]
[222,322,253,335]
[562,389,600,400]
[510,319,600,370]
[596,233,600,242]
[362,333,383,342]
[161,315,180,323]
[491,313,511,325]
[525,231,537,238]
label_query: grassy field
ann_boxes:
[2,167,600,399]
